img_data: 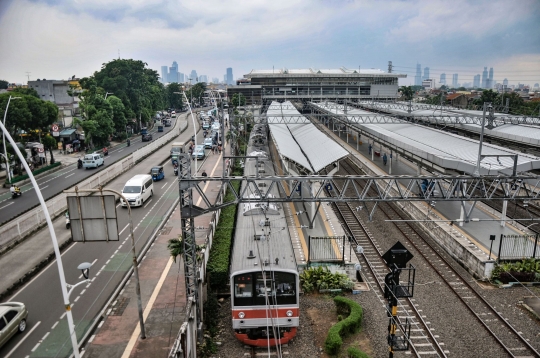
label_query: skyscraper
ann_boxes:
[481,67,488,88]
[439,73,446,86]
[415,64,422,86]
[199,75,208,83]
[161,66,168,84]
[473,74,481,88]
[503,78,508,86]
[452,74,458,88]
[189,70,198,84]
[423,67,430,81]
[488,67,494,88]
[212,77,219,84]
[168,61,179,83]
[226,68,233,85]
[178,72,185,83]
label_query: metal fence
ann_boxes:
[498,234,540,261]
[0,118,187,251]
[307,235,346,265]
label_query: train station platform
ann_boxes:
[313,117,537,279]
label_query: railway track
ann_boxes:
[330,158,540,358]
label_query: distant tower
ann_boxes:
[161,66,168,84]
[503,78,509,86]
[190,70,198,84]
[423,67,430,81]
[439,73,446,86]
[452,74,458,88]
[473,74,481,88]
[415,64,422,86]
[226,68,233,85]
[481,67,488,88]
[488,67,494,88]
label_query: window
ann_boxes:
[234,274,253,298]
[4,310,18,323]
[0,317,6,331]
[233,271,297,306]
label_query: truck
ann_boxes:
[170,141,186,164]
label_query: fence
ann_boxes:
[498,234,540,261]
[0,117,188,252]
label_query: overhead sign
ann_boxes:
[67,195,119,242]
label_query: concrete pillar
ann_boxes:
[500,183,509,227]
[417,163,422,175]
[356,132,359,151]
[310,182,316,229]
[371,141,374,161]
[459,182,467,227]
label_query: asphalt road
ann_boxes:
[0,118,178,226]
[0,113,213,358]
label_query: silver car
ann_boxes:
[0,302,28,348]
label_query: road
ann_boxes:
[0,114,213,358]
[0,118,178,226]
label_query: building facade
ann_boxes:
[227,67,406,105]
[161,66,168,84]
[423,67,430,81]
[452,73,458,88]
[473,74,481,88]
[415,64,422,86]
[226,68,233,85]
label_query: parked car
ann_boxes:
[203,137,213,148]
[0,302,28,348]
[192,144,206,159]
[142,133,153,142]
[82,153,104,169]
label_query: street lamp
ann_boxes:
[3,96,21,183]
[104,92,113,100]
[0,119,82,358]
[174,91,198,173]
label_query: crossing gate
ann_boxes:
[497,234,540,262]
[307,235,346,266]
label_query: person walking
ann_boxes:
[383,153,388,165]
[201,170,208,183]
[368,143,372,155]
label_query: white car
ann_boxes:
[203,138,213,148]
[82,153,104,169]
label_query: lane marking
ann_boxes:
[118,149,124,153]
[143,199,152,208]
[4,321,41,358]
[65,173,75,178]
[119,224,129,236]
[51,321,59,329]
[0,202,14,210]
[121,257,174,358]
[40,185,49,190]
[161,182,168,189]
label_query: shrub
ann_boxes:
[491,259,540,283]
[324,296,364,355]
[6,161,61,184]
[347,346,370,358]
[300,266,354,293]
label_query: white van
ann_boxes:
[82,153,104,169]
[120,174,154,207]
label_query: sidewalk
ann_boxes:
[83,145,226,358]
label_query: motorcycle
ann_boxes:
[11,188,22,199]
[78,159,83,169]
[103,148,109,156]
[173,165,179,176]
[65,212,70,229]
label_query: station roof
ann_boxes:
[267,101,349,173]
[312,102,540,175]
[246,67,405,78]
[360,101,540,147]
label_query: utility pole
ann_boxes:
[25,72,31,84]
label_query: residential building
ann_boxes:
[227,67,406,105]
[422,78,434,90]
[446,93,468,108]
[452,74,458,88]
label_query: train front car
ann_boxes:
[230,122,300,347]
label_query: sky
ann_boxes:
[1,0,539,87]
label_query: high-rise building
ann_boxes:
[226,68,233,85]
[199,75,208,83]
[488,67,494,88]
[481,67,488,88]
[452,74,458,88]
[473,74,481,88]
[415,63,422,86]
[168,61,179,83]
[223,75,227,83]
[189,70,198,84]
[423,67,430,81]
[212,77,219,84]
[439,73,446,86]
[178,72,185,83]
[503,78,508,86]
[161,66,168,84]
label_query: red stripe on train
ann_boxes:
[232,308,299,319]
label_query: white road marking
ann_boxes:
[40,185,49,190]
[74,296,80,302]
[51,321,59,329]
[143,199,153,208]
[80,289,86,295]
[78,258,98,279]
[65,173,75,178]
[88,334,96,343]
[118,149,124,153]
[161,182,168,189]
[60,312,66,319]
[98,321,104,328]
[116,203,121,208]
[41,332,50,340]
[0,202,14,210]
[31,343,40,352]
[119,224,129,235]
[4,321,42,358]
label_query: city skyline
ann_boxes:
[159,61,227,84]
[0,0,539,87]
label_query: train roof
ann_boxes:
[230,123,297,275]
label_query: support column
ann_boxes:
[459,182,467,227]
[371,141,374,161]
[356,132,359,151]
[389,150,392,175]
[417,163,422,175]
[500,183,509,227]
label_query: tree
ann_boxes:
[400,86,414,101]
[107,95,127,136]
[167,237,183,263]
[10,87,39,98]
[0,80,8,89]
[231,93,246,107]
[42,135,57,164]
[166,83,184,109]
[474,89,499,106]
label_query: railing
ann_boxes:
[0,117,188,252]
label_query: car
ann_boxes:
[203,137,213,148]
[120,174,154,207]
[192,144,205,159]
[82,153,104,169]
[211,123,221,131]
[202,122,210,130]
[142,133,153,142]
[0,302,28,348]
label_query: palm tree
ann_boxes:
[167,237,183,263]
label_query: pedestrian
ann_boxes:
[368,143,372,155]
[202,170,208,183]
[383,153,388,165]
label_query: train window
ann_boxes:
[254,272,297,305]
[234,274,253,298]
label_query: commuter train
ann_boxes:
[229,122,300,347]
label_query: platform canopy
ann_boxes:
[267,101,349,173]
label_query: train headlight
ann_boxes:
[286,310,293,317]
[238,312,245,319]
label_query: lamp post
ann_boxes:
[0,119,82,358]
[104,92,113,100]
[3,96,21,183]
[174,91,198,173]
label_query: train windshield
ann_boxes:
[233,272,297,306]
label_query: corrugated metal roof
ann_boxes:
[313,102,540,175]
[267,101,349,173]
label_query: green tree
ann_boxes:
[400,86,414,101]
[186,82,207,106]
[10,87,39,98]
[166,83,184,109]
[167,237,183,263]
[0,80,8,89]
[42,135,57,164]
[231,93,246,107]
[474,89,499,106]
[76,78,114,147]
[107,95,127,136]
